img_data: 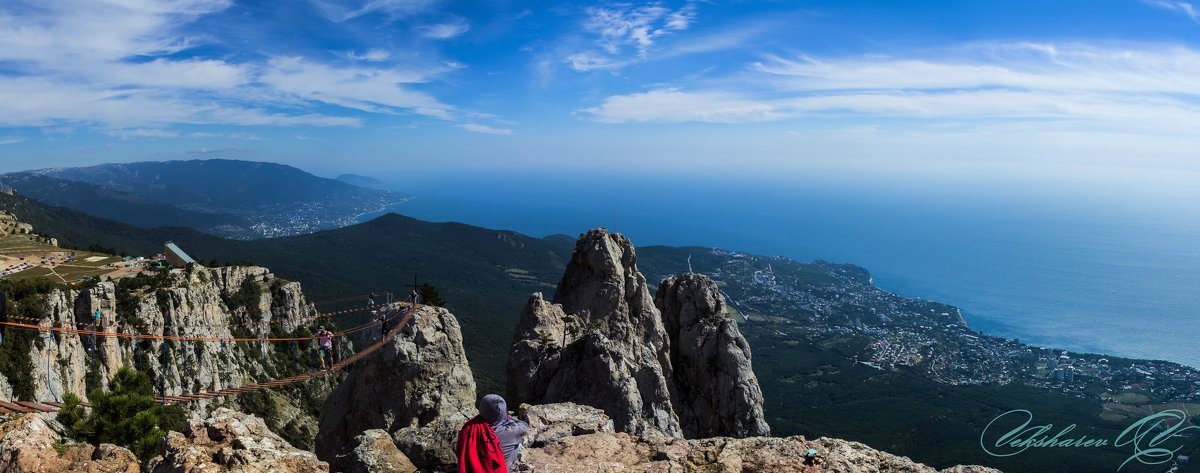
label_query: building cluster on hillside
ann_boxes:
[706,248,1200,404]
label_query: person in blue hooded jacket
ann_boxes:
[476,394,530,472]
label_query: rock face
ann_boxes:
[315,305,476,467]
[19,266,311,403]
[0,413,140,473]
[655,274,770,438]
[508,228,769,440]
[508,228,681,438]
[515,408,1002,473]
[3,265,338,448]
[146,408,327,473]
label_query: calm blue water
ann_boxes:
[364,171,1200,369]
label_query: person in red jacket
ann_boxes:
[456,394,507,472]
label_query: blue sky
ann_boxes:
[2,0,1200,197]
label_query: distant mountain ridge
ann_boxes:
[9,159,410,239]
[0,172,247,232]
[336,173,390,190]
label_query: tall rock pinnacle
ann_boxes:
[507,228,770,440]
[507,228,682,437]
[656,273,770,438]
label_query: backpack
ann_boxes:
[456,416,506,473]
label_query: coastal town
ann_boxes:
[698,248,1200,405]
[214,194,409,239]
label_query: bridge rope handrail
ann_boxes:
[0,300,389,331]
[0,303,409,343]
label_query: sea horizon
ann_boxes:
[368,170,1200,371]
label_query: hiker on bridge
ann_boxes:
[368,291,376,307]
[315,326,333,370]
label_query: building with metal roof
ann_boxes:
[164,241,196,268]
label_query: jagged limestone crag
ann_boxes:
[655,273,770,438]
[315,305,476,468]
[146,408,327,472]
[4,265,336,447]
[0,413,139,473]
[508,228,769,440]
[508,228,682,438]
[516,406,1002,473]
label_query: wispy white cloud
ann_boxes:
[0,137,25,145]
[106,128,180,139]
[417,18,469,39]
[309,0,441,22]
[344,48,393,62]
[188,131,262,140]
[456,123,513,135]
[582,43,1200,133]
[0,0,468,132]
[259,56,454,118]
[186,146,253,154]
[583,88,782,123]
[568,1,698,71]
[1144,0,1200,21]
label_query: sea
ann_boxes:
[359,170,1200,370]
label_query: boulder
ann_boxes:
[333,429,417,473]
[390,417,462,468]
[146,408,326,473]
[519,402,615,447]
[0,414,139,473]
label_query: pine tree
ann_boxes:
[420,282,446,307]
[58,368,185,461]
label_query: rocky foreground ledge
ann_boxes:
[328,402,1000,473]
[0,409,327,473]
[0,405,1000,473]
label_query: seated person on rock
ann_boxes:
[456,394,508,473]
[478,394,531,472]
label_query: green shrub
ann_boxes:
[222,278,263,316]
[58,368,185,462]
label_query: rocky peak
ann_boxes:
[508,228,682,438]
[508,229,772,441]
[656,273,770,438]
[315,305,476,469]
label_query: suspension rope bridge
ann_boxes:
[0,294,422,415]
[0,291,395,331]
